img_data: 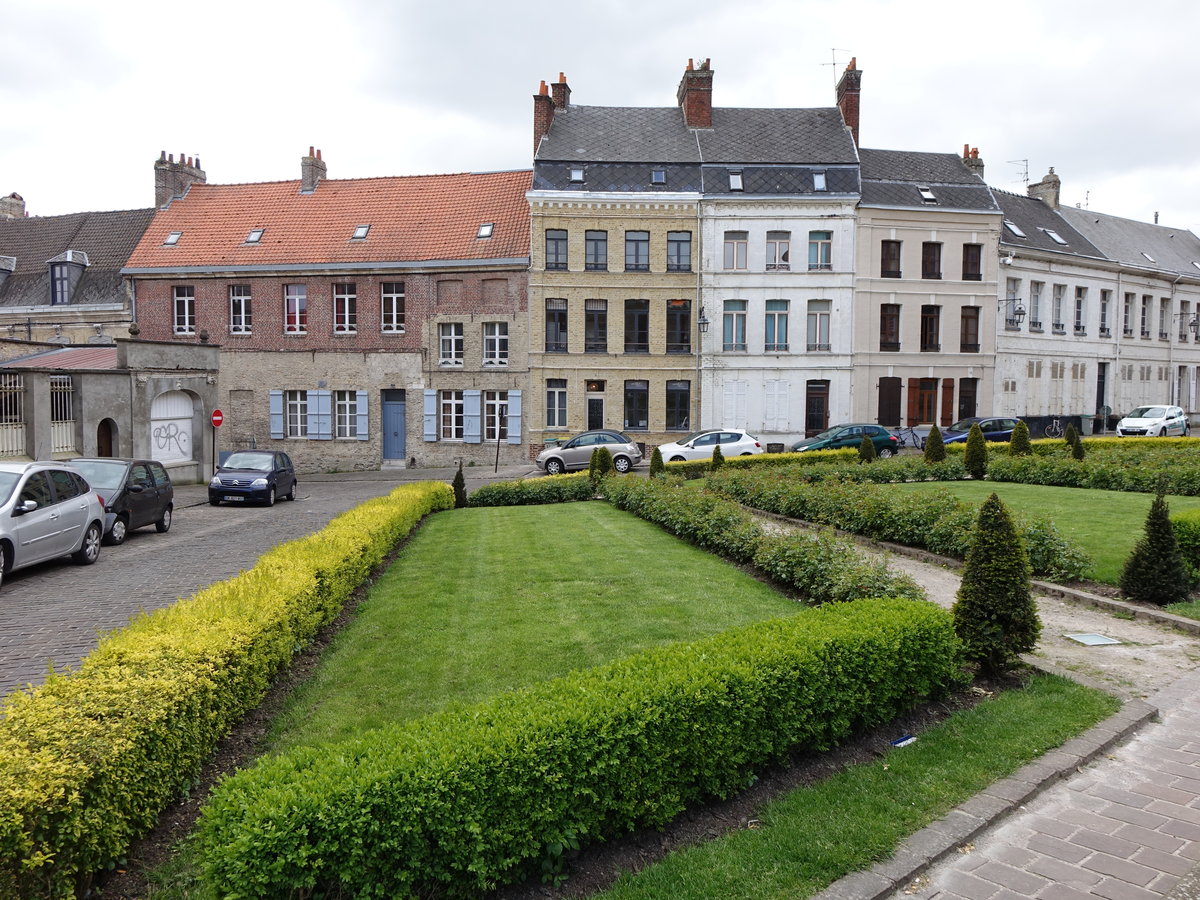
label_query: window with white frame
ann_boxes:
[333,283,357,333]
[765,299,789,351]
[286,390,308,437]
[723,299,747,351]
[723,231,748,270]
[1160,298,1170,339]
[546,379,567,428]
[766,231,790,270]
[1124,293,1135,335]
[808,231,832,270]
[483,322,509,366]
[1052,284,1066,332]
[1141,295,1152,336]
[807,300,831,351]
[439,390,464,440]
[334,390,358,438]
[1100,290,1111,335]
[284,285,307,334]
[1074,287,1087,333]
[439,322,464,365]
[484,390,508,441]
[173,285,195,334]
[381,282,406,333]
[229,285,251,334]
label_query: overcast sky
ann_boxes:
[4,0,1199,233]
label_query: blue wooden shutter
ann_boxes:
[464,390,482,444]
[356,390,369,441]
[269,390,284,439]
[507,390,522,444]
[310,390,332,440]
[423,389,438,442]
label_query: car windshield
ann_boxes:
[223,452,274,471]
[0,472,19,506]
[1127,407,1167,418]
[947,419,980,432]
[68,459,127,490]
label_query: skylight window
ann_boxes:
[651,169,666,185]
[729,171,744,191]
[569,167,585,183]
[1041,228,1068,245]
[163,231,182,246]
[917,186,937,203]
[813,171,827,191]
[352,225,370,240]
[245,228,265,244]
[1142,251,1156,263]
[477,223,494,239]
[1193,262,1200,271]
[1004,220,1027,238]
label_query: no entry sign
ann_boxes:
[211,409,224,428]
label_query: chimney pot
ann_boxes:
[550,72,571,109]
[154,151,206,208]
[835,59,862,147]
[558,72,565,83]
[1027,168,1061,210]
[301,148,327,193]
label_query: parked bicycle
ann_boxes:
[1043,417,1064,438]
[890,425,926,450]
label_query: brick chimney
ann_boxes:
[961,144,985,180]
[550,72,571,110]
[154,152,206,208]
[677,58,713,129]
[836,58,862,147]
[1028,167,1061,210]
[533,79,556,155]
[0,192,25,218]
[301,147,327,193]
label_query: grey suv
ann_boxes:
[0,461,105,589]
[536,430,643,475]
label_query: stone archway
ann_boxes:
[150,390,194,463]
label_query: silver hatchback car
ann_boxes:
[536,430,644,475]
[0,460,105,589]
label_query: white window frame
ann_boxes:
[723,232,748,270]
[1074,287,1087,333]
[173,285,195,335]
[808,231,833,270]
[439,322,464,365]
[381,282,405,334]
[334,390,358,438]
[229,285,252,334]
[286,389,308,437]
[484,390,508,441]
[546,379,567,428]
[439,389,464,440]
[723,300,747,351]
[765,299,789,352]
[483,322,509,366]
[807,299,831,351]
[284,285,307,334]
[333,283,357,334]
[766,232,791,271]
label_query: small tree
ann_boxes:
[451,461,468,509]
[858,434,877,462]
[1064,422,1079,449]
[589,446,614,484]
[649,446,665,477]
[924,424,946,463]
[1070,430,1086,460]
[964,422,988,479]
[952,493,1041,677]
[1120,491,1191,605]
[710,443,725,471]
[1009,420,1033,457]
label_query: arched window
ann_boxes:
[150,390,193,462]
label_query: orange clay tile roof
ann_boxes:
[124,170,532,270]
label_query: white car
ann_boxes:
[1115,405,1190,437]
[656,429,764,462]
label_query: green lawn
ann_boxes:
[887,481,1200,584]
[267,502,800,751]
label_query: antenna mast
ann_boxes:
[1007,159,1029,186]
[823,48,851,85]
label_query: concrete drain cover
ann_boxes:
[1065,633,1122,646]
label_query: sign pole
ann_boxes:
[210,409,224,475]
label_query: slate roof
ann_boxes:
[0,208,155,307]
[858,149,999,212]
[993,190,1104,259]
[124,171,532,271]
[0,346,119,369]
[1058,206,1200,276]
[536,106,858,165]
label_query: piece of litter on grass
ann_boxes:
[1065,633,1122,646]
[890,734,917,748]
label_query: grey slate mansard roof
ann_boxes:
[993,190,1105,259]
[0,208,155,308]
[858,148,999,212]
[1058,206,1200,276]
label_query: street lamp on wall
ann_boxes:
[697,308,710,333]
[1000,298,1026,328]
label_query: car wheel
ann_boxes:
[285,480,297,501]
[72,522,102,565]
[156,506,173,533]
[209,498,220,506]
[878,448,895,458]
[545,459,565,475]
[739,452,752,456]
[265,486,276,507]
[105,515,129,546]
[612,456,632,473]
[670,455,686,463]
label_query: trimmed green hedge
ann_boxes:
[0,482,453,900]
[708,469,1090,581]
[603,477,923,604]
[469,472,595,506]
[663,448,857,480]
[193,598,964,899]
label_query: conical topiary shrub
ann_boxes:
[710,443,725,471]
[858,434,877,463]
[1070,429,1086,460]
[964,422,988,479]
[1064,422,1079,449]
[1009,420,1032,457]
[1120,491,1192,606]
[952,493,1040,676]
[924,424,946,463]
[452,461,467,508]
[649,446,665,477]
[589,446,614,484]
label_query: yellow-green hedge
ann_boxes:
[0,481,452,899]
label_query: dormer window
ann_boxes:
[351,225,370,240]
[476,223,494,239]
[813,171,827,191]
[163,231,182,246]
[729,171,744,191]
[651,169,667,185]
[1142,251,1156,263]
[1004,220,1028,238]
[569,167,585,183]
[1041,228,1068,245]
[46,250,88,306]
[918,186,937,203]
[245,228,265,244]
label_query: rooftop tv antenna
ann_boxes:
[1008,159,1029,186]
[823,48,851,85]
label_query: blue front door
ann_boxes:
[382,391,406,461]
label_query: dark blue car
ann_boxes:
[940,417,1022,444]
[208,450,297,507]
